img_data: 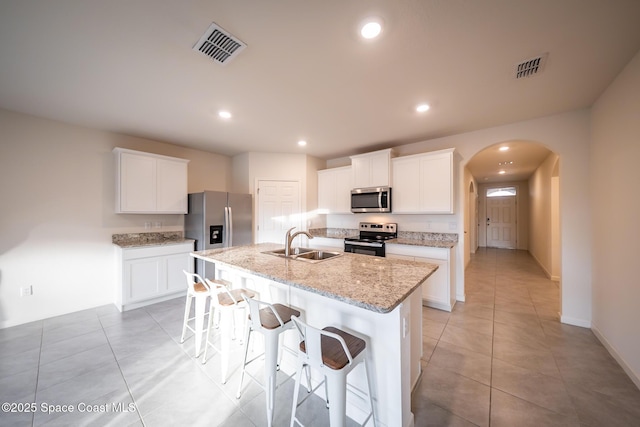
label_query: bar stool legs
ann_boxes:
[236,295,301,427]
[180,271,214,359]
[201,278,256,383]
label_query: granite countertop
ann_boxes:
[191,243,438,314]
[112,232,194,248]
[309,228,458,249]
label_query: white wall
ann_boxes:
[325,109,592,326]
[528,152,560,278]
[590,49,640,387]
[462,168,478,267]
[232,152,325,236]
[0,109,231,328]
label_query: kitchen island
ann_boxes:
[192,243,438,427]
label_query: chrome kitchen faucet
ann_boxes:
[285,227,314,257]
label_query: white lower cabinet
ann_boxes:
[115,241,194,311]
[387,244,456,312]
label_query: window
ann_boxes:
[486,187,516,197]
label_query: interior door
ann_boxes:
[257,180,301,244]
[486,195,517,249]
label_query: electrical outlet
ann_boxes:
[144,221,152,230]
[153,221,162,229]
[20,286,33,297]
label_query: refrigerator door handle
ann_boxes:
[228,206,233,247]
[223,206,229,248]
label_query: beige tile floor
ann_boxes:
[1,247,639,426]
[412,247,640,427]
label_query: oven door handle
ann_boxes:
[345,241,383,248]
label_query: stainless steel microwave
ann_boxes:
[350,187,392,213]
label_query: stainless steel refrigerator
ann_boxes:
[184,191,253,278]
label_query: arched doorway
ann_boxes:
[464,140,561,280]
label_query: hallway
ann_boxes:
[412,248,640,426]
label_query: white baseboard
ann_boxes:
[530,250,553,279]
[591,323,640,390]
[422,300,452,312]
[560,314,591,328]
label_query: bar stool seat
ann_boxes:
[290,316,376,427]
[217,287,255,307]
[181,271,256,384]
[236,295,300,427]
[201,278,256,383]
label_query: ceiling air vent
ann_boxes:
[515,53,548,79]
[193,22,246,65]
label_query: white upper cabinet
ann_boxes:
[350,148,393,188]
[318,166,352,214]
[156,158,189,212]
[392,148,455,214]
[114,148,189,214]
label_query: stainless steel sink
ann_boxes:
[264,247,315,256]
[294,250,341,261]
[262,247,342,263]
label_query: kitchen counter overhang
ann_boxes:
[191,242,438,313]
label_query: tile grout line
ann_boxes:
[97,312,147,427]
[488,247,498,427]
[31,322,44,427]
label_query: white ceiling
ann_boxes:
[1,1,640,179]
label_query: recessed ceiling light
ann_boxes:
[499,146,509,151]
[360,18,383,39]
[499,170,506,175]
[297,140,307,147]
[416,103,430,113]
[218,110,232,119]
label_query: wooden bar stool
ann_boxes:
[180,271,216,359]
[289,316,376,427]
[236,295,300,427]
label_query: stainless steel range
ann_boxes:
[344,222,397,257]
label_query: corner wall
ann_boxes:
[528,152,560,278]
[590,49,640,387]
[0,109,231,328]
